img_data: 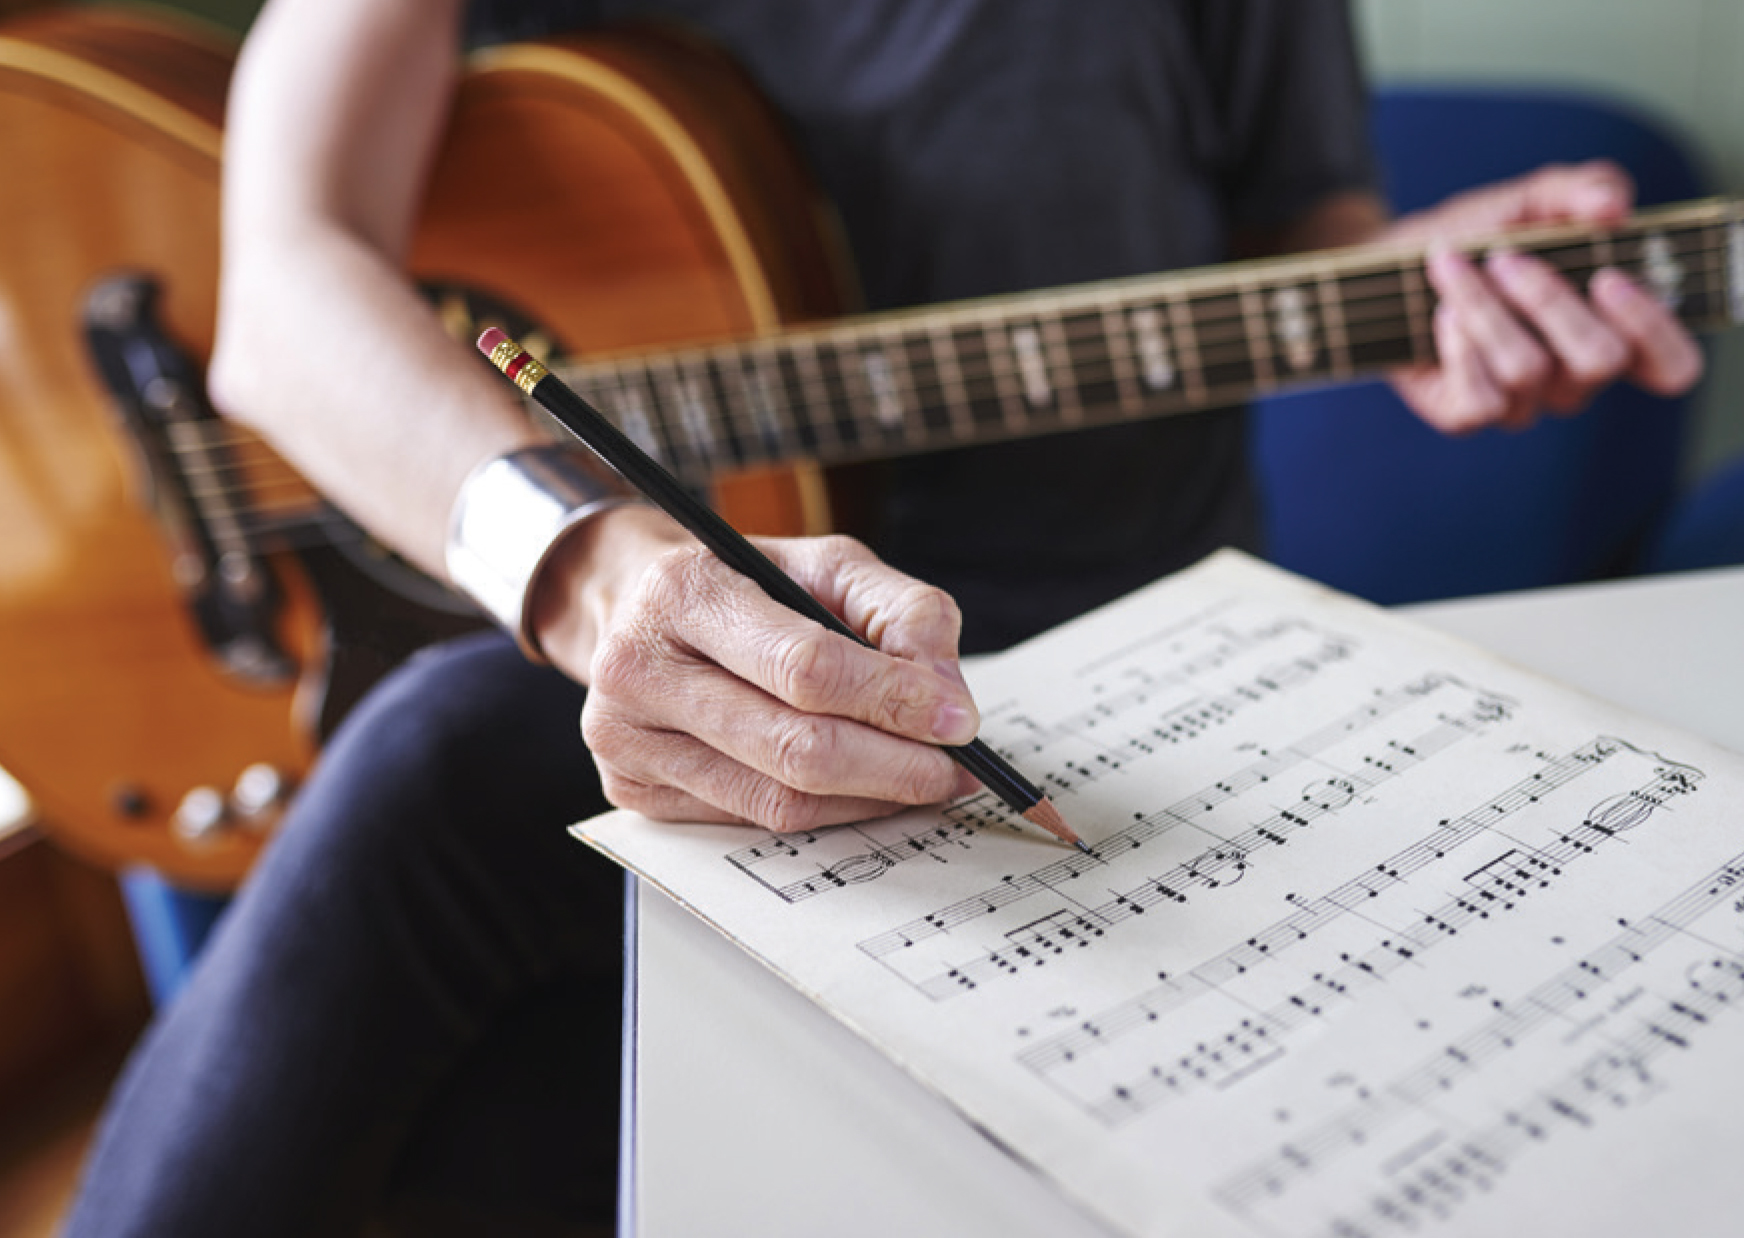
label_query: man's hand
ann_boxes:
[1383,160,1704,433]
[532,507,981,831]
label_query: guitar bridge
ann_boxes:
[82,273,296,688]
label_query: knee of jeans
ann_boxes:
[270,633,606,874]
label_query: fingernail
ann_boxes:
[932,702,977,744]
[1485,248,1529,282]
[1590,266,1632,303]
[1425,243,1470,285]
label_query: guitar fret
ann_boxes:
[850,331,915,444]
[814,339,864,455]
[885,329,927,446]
[927,324,975,442]
[1399,258,1433,365]
[897,330,950,444]
[1277,282,1324,379]
[1335,267,1413,372]
[738,344,796,460]
[1008,323,1052,409]
[1701,220,1728,329]
[1190,291,1259,396]
[1095,304,1144,418]
[786,338,838,458]
[1163,295,1208,404]
[1037,306,1084,425]
[1663,223,1718,325]
[1125,304,1178,396]
[950,323,1008,436]
[1687,220,1725,327]
[1642,228,1688,310]
[1674,221,1721,325]
[1534,238,1598,300]
[769,348,819,457]
[980,320,1028,432]
[1315,263,1354,380]
[835,334,879,437]
[606,368,674,470]
[702,352,758,468]
[660,358,726,471]
[1237,285,1277,388]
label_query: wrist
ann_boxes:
[444,443,646,662]
[526,503,687,676]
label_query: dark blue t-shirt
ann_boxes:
[468,0,1376,649]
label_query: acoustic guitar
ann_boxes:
[2,7,1738,890]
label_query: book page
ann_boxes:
[578,550,1744,1238]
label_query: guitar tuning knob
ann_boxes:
[231,763,291,823]
[171,786,227,843]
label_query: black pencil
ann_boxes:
[476,327,1086,851]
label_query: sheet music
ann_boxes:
[578,550,1744,1238]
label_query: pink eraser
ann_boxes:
[477,326,509,356]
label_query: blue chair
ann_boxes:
[120,867,231,1006]
[1252,86,1708,604]
[1642,454,1744,572]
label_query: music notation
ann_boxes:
[858,675,1511,1001]
[1018,739,1702,1125]
[579,551,1744,1238]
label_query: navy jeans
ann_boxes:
[66,632,624,1236]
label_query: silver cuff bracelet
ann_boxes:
[445,443,644,661]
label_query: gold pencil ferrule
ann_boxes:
[513,355,549,395]
[487,339,522,373]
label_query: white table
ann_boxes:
[625,566,1744,1237]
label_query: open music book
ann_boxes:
[576,551,1744,1238]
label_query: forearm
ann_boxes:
[210,226,538,579]
[207,0,535,580]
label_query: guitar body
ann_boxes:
[0,8,847,889]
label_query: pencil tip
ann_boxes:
[1022,798,1087,851]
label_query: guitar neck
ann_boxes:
[556,197,1743,485]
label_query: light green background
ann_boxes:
[127,0,1744,481]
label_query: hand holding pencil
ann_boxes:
[478,329,1083,849]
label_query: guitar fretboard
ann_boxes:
[555,197,1743,485]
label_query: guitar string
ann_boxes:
[171,280,1726,512]
[156,237,1732,516]
[557,228,1727,382]
[177,224,1733,476]
[172,293,1730,507]
[169,245,1729,486]
[166,230,1731,478]
[553,239,1730,455]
